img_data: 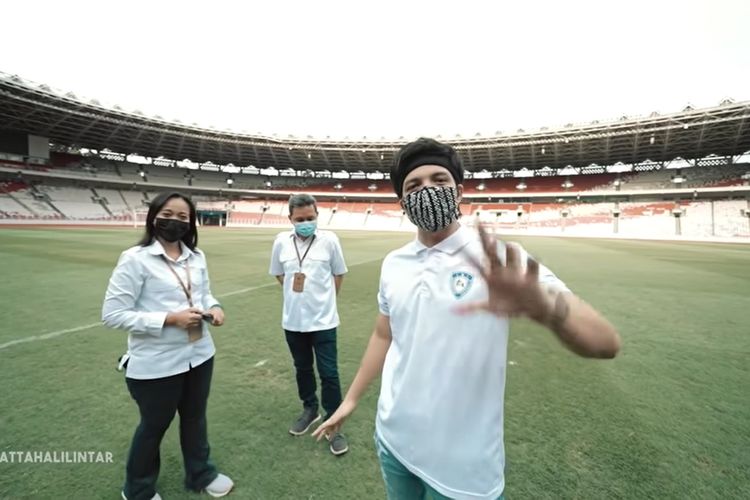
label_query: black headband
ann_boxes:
[393,154,463,198]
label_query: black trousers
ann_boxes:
[285,328,342,420]
[123,357,218,500]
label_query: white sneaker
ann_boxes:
[121,492,162,500]
[205,473,234,498]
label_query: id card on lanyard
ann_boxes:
[292,235,315,293]
[161,255,203,342]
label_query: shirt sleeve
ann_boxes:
[376,260,390,316]
[330,235,348,276]
[269,236,284,276]
[536,261,569,292]
[201,253,221,310]
[101,251,167,335]
[509,242,569,293]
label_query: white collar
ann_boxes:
[147,239,194,262]
[412,224,473,256]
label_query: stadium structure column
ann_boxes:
[224,201,233,228]
[560,206,570,233]
[612,204,621,234]
[710,200,716,236]
[742,202,750,235]
[672,205,686,236]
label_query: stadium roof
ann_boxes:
[2,71,749,172]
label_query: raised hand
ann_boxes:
[454,224,555,323]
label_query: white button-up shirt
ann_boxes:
[102,240,220,380]
[375,225,568,500]
[269,229,348,332]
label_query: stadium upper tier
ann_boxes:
[2,71,750,172]
[1,155,748,197]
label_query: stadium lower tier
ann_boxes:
[1,184,748,240]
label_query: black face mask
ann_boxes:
[402,185,460,232]
[154,217,190,242]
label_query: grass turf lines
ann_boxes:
[0,227,748,499]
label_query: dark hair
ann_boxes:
[137,191,198,250]
[390,137,464,198]
[288,193,318,215]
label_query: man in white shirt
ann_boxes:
[314,138,621,499]
[269,194,349,455]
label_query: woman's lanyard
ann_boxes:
[161,255,202,342]
[161,255,193,307]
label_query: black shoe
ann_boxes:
[289,407,321,436]
[329,432,349,456]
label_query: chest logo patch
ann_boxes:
[450,271,474,299]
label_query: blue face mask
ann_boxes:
[294,221,317,237]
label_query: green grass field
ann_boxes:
[0,227,748,500]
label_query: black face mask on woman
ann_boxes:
[154,217,190,242]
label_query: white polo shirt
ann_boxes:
[269,229,348,332]
[102,240,219,380]
[375,225,567,500]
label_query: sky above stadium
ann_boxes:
[3,0,749,141]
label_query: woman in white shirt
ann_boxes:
[102,192,234,500]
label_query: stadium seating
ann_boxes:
[0,182,34,218]
[2,181,748,239]
[302,175,620,194]
[33,153,750,194]
[35,186,110,219]
[93,188,131,215]
[9,186,61,218]
[120,190,149,210]
[3,154,749,240]
[609,165,750,191]
[681,165,749,188]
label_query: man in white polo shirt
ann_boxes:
[270,193,349,456]
[314,138,621,499]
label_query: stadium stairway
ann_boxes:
[90,188,114,217]
[29,185,66,218]
[0,182,36,216]
[14,195,41,218]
